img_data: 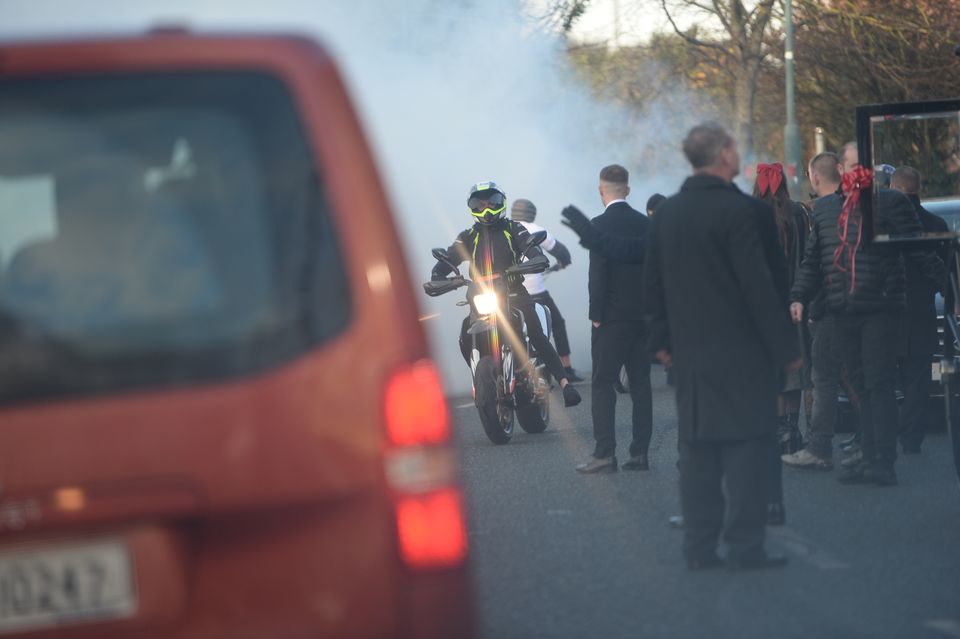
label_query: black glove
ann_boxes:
[561,205,599,248]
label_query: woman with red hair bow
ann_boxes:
[752,162,810,525]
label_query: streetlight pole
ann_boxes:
[783,0,802,194]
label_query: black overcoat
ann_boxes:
[641,176,798,442]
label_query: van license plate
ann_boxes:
[0,540,135,634]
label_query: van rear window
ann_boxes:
[0,72,351,404]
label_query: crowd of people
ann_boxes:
[430,121,950,571]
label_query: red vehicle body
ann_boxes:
[0,32,473,638]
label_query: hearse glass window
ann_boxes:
[0,72,350,403]
[870,109,960,230]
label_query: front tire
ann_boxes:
[475,356,514,444]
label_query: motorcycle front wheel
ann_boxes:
[475,356,514,444]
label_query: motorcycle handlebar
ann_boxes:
[504,254,550,276]
[423,277,467,297]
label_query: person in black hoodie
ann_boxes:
[890,166,949,454]
[575,164,652,474]
[789,165,947,486]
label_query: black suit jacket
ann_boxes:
[642,175,798,442]
[903,194,949,355]
[588,201,648,322]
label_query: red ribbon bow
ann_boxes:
[833,165,874,294]
[756,162,784,197]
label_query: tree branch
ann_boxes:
[660,0,730,54]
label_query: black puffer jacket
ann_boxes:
[791,188,946,315]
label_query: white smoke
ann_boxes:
[0,0,710,393]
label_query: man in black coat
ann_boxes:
[563,123,800,569]
[790,167,947,486]
[891,166,950,454]
[575,164,652,474]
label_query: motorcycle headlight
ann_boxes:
[473,291,499,316]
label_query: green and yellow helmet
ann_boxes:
[467,181,507,225]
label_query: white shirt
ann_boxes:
[515,220,556,295]
[603,198,627,211]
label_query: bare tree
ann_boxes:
[659,0,777,157]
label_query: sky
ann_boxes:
[0,0,711,393]
[566,0,672,47]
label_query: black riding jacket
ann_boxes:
[431,218,540,291]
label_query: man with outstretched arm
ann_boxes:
[562,123,800,570]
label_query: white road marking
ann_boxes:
[456,402,474,409]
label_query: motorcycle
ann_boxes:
[424,232,554,444]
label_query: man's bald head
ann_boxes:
[810,152,840,181]
[840,141,859,173]
[808,151,841,198]
[891,166,921,195]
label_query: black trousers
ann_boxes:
[834,312,900,467]
[679,436,768,563]
[530,290,570,357]
[590,320,652,459]
[457,290,568,384]
[808,316,841,458]
[898,353,932,450]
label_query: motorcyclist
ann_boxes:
[510,197,584,382]
[432,182,582,407]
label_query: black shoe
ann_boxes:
[727,552,788,571]
[562,384,582,407]
[686,554,724,570]
[564,366,584,382]
[837,462,872,484]
[622,453,649,471]
[866,465,898,486]
[766,502,786,526]
[575,456,617,474]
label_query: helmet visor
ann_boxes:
[468,190,506,214]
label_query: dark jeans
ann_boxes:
[680,436,768,563]
[457,290,568,384]
[898,353,932,450]
[767,432,782,504]
[530,291,570,357]
[808,316,841,458]
[834,312,901,467]
[590,321,652,459]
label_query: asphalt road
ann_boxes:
[452,369,960,639]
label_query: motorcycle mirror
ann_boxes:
[432,247,461,274]
[521,231,547,257]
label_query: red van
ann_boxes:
[0,32,473,638]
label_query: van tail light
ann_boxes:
[384,360,468,570]
[395,488,468,569]
[384,360,449,447]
